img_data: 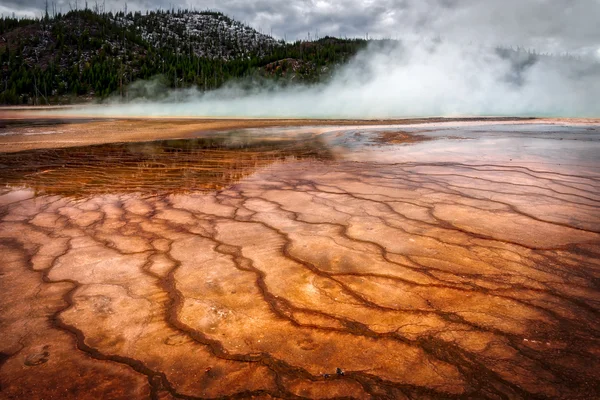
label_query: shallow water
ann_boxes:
[0,122,599,399]
[0,132,333,195]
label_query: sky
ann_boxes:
[3,0,600,57]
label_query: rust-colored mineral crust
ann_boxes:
[0,121,599,399]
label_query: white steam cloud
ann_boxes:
[70,40,600,118]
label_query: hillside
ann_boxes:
[119,10,281,60]
[0,9,366,105]
[1,8,583,106]
[1,10,147,102]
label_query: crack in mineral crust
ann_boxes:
[0,123,599,399]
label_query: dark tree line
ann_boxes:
[0,9,368,105]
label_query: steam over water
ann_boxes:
[68,41,600,118]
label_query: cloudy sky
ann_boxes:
[3,0,600,56]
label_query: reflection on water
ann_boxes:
[0,133,333,195]
[2,123,598,196]
[0,118,101,136]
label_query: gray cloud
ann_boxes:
[3,0,600,56]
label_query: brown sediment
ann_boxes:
[372,130,433,145]
[0,122,599,399]
[3,115,600,155]
[1,111,599,154]
[0,113,540,153]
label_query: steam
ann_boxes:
[72,39,600,118]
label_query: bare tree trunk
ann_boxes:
[33,73,38,105]
[33,73,48,105]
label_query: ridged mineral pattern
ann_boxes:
[0,123,599,399]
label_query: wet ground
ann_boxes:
[0,119,599,399]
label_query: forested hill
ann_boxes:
[0,9,368,105]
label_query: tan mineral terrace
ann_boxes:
[0,116,599,399]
